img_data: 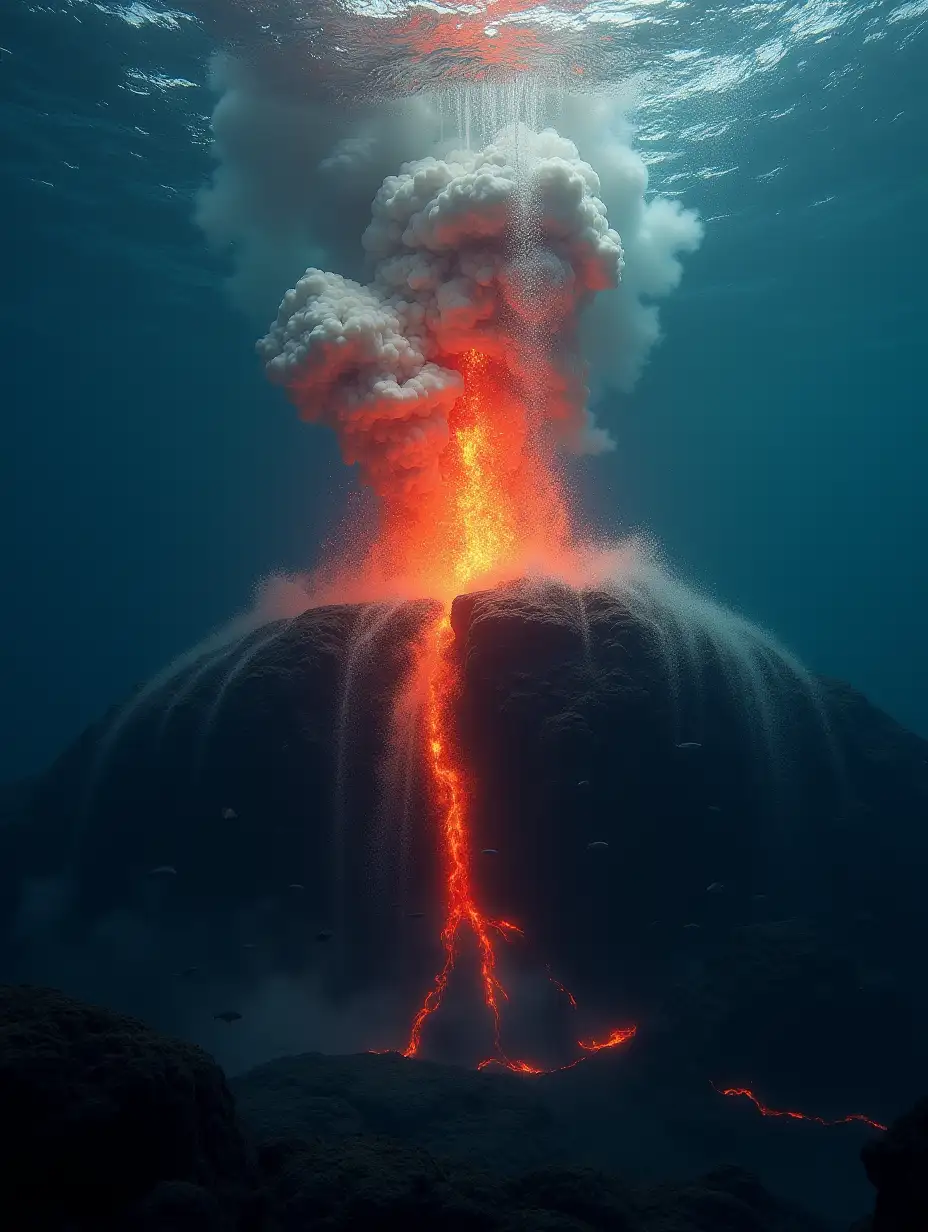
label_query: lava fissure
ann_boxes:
[712,1084,887,1133]
[402,610,517,1065]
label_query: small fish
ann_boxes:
[577,779,591,790]
[707,805,722,813]
[213,1010,242,1024]
[288,883,305,891]
[675,742,702,751]
[586,840,609,851]
[242,943,256,949]
[316,929,334,942]
[706,882,724,894]
[752,894,768,901]
[221,807,237,820]
[148,865,177,877]
[683,923,701,930]
[406,911,425,919]
[480,848,498,856]
[178,966,199,977]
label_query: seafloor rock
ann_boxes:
[232,1042,884,1225]
[0,983,253,1228]
[0,580,926,1107]
[0,981,842,1231]
[252,1132,831,1231]
[861,1098,928,1232]
[127,1181,227,1232]
[232,1048,562,1176]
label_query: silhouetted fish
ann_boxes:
[221,807,237,820]
[406,912,425,919]
[675,742,702,750]
[480,848,498,856]
[586,841,609,851]
[288,883,305,891]
[706,882,724,894]
[214,1010,242,1023]
[148,865,177,877]
[316,929,333,942]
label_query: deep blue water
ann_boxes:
[1,0,926,781]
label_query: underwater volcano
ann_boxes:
[2,573,926,1126]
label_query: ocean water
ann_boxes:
[1,0,925,782]
[2,12,928,1223]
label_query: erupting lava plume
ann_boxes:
[396,348,632,1071]
[257,125,637,1064]
[371,347,574,601]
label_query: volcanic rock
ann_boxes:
[0,979,886,1230]
[0,983,253,1228]
[252,1136,829,1232]
[861,1098,928,1232]
[232,1048,561,1176]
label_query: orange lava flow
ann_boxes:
[712,1084,886,1133]
[399,351,634,1072]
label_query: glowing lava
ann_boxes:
[398,350,634,1072]
[579,1027,638,1052]
[402,609,512,1061]
[713,1085,887,1133]
[367,349,573,603]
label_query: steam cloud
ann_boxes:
[256,128,624,500]
[196,58,704,487]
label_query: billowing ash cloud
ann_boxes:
[196,58,703,464]
[257,128,624,501]
[194,54,440,314]
[552,95,705,397]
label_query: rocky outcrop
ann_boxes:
[0,983,253,1228]
[232,1048,561,1177]
[0,982,920,1230]
[252,1138,831,1232]
[862,1098,928,1232]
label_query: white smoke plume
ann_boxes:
[194,54,442,315]
[196,57,703,457]
[553,94,706,396]
[256,127,624,500]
